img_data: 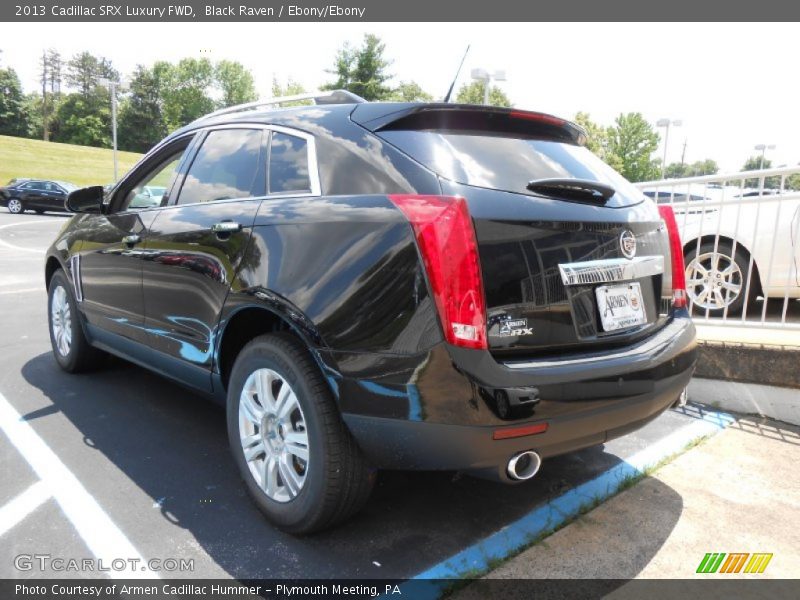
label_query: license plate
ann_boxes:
[595,282,646,332]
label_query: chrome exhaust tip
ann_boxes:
[507,450,542,481]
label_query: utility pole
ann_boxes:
[680,139,687,166]
[41,50,49,141]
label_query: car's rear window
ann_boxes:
[378,130,646,205]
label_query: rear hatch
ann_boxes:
[354,104,675,358]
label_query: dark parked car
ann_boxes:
[1,179,78,214]
[45,91,696,533]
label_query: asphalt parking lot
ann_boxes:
[0,210,787,583]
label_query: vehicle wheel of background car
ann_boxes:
[35,209,44,214]
[226,332,374,534]
[7,198,23,214]
[48,270,106,372]
[684,241,757,316]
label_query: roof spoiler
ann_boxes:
[351,103,587,146]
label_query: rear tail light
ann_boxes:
[388,195,487,350]
[658,205,687,308]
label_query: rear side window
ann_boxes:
[269,132,311,194]
[378,130,646,206]
[178,129,264,204]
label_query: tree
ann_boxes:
[0,66,29,137]
[271,77,310,105]
[118,65,167,153]
[324,34,393,100]
[215,60,257,108]
[606,113,661,182]
[573,112,623,171]
[455,80,511,107]
[386,81,433,102]
[66,51,118,97]
[54,91,111,147]
[39,49,64,141]
[156,58,215,131]
[665,159,719,179]
[741,155,781,189]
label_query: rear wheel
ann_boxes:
[48,270,105,372]
[7,198,23,214]
[684,241,757,316]
[227,332,373,533]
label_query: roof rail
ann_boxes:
[198,89,366,121]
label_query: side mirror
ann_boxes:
[66,186,105,213]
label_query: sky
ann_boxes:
[1,22,797,173]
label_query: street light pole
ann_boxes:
[754,144,776,170]
[470,68,506,105]
[98,78,127,182]
[656,118,682,179]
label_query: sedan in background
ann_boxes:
[0,179,78,214]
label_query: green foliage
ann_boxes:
[386,81,433,102]
[741,155,782,188]
[54,90,112,147]
[573,112,623,172]
[66,51,118,97]
[118,65,167,153]
[270,77,310,106]
[155,58,216,131]
[606,113,661,182]
[664,159,719,178]
[455,80,511,107]
[323,34,393,100]
[0,67,29,136]
[786,172,800,191]
[215,60,257,107]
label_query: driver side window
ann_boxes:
[122,153,184,211]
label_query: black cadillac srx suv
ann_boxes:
[45,90,696,533]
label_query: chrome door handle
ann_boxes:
[122,234,141,245]
[211,221,242,234]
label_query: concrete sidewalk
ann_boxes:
[456,415,800,593]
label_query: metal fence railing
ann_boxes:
[635,166,800,330]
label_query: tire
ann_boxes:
[684,241,758,317]
[35,210,45,215]
[48,270,105,372]
[7,198,23,214]
[227,332,374,534]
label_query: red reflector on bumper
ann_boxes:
[493,422,549,440]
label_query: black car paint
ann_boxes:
[1,179,73,212]
[46,102,696,481]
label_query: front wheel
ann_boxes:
[684,241,757,316]
[7,198,23,214]
[227,332,373,534]
[48,270,105,372]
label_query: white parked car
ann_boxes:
[644,186,800,315]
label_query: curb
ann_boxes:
[404,406,734,598]
[689,378,800,427]
[695,340,800,389]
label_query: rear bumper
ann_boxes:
[339,314,696,480]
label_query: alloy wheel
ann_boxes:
[685,250,743,311]
[8,199,22,214]
[238,368,309,503]
[51,285,72,356]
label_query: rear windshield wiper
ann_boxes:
[526,178,616,204]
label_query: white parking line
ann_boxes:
[0,219,60,254]
[0,287,44,296]
[0,390,157,578]
[0,481,51,537]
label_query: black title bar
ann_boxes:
[3,0,800,21]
